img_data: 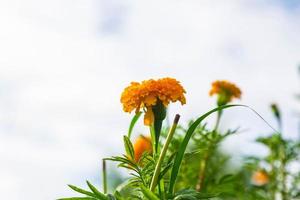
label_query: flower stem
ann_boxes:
[154,119,163,151]
[214,110,222,131]
[279,146,288,200]
[150,125,157,156]
[270,159,276,200]
[196,151,209,191]
[150,114,180,192]
[102,159,107,193]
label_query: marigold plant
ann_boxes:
[59,77,300,200]
[209,80,241,106]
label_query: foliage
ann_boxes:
[59,79,300,200]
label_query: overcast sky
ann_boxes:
[0,0,300,199]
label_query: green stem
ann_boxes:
[154,119,163,152]
[102,159,107,193]
[270,159,276,200]
[279,146,288,200]
[150,114,180,192]
[150,125,157,156]
[159,179,165,200]
[158,181,163,200]
[214,110,222,131]
[196,139,215,191]
[196,151,209,191]
[277,119,282,133]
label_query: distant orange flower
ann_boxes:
[121,77,186,125]
[209,80,241,105]
[133,135,152,162]
[251,170,269,186]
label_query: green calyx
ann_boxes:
[152,100,167,151]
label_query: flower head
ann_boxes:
[209,80,241,106]
[133,135,152,162]
[271,103,281,120]
[251,170,269,186]
[121,77,186,125]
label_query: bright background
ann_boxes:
[0,0,299,199]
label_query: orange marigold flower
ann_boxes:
[251,170,269,186]
[133,135,152,162]
[209,80,241,105]
[121,77,186,125]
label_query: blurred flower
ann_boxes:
[121,77,186,125]
[251,170,269,186]
[133,135,152,162]
[271,103,280,119]
[209,80,241,106]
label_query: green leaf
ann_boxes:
[86,181,107,200]
[128,112,141,138]
[218,174,235,184]
[67,184,97,198]
[105,156,139,173]
[57,198,97,200]
[106,194,116,200]
[168,104,278,194]
[140,186,160,200]
[123,136,135,160]
[174,189,217,200]
[113,191,125,200]
[116,180,142,199]
[168,104,245,194]
[174,195,197,200]
[157,162,173,182]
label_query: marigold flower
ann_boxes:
[133,135,152,162]
[209,80,241,105]
[121,77,186,125]
[251,170,269,186]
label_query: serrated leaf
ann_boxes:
[158,162,173,182]
[106,194,116,200]
[140,186,160,200]
[174,189,217,200]
[123,136,135,160]
[86,181,107,200]
[218,174,235,184]
[113,191,124,200]
[67,185,97,198]
[174,194,197,200]
[128,112,141,138]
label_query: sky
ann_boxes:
[0,0,300,199]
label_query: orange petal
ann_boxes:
[144,94,157,106]
[144,107,154,126]
[133,136,152,162]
